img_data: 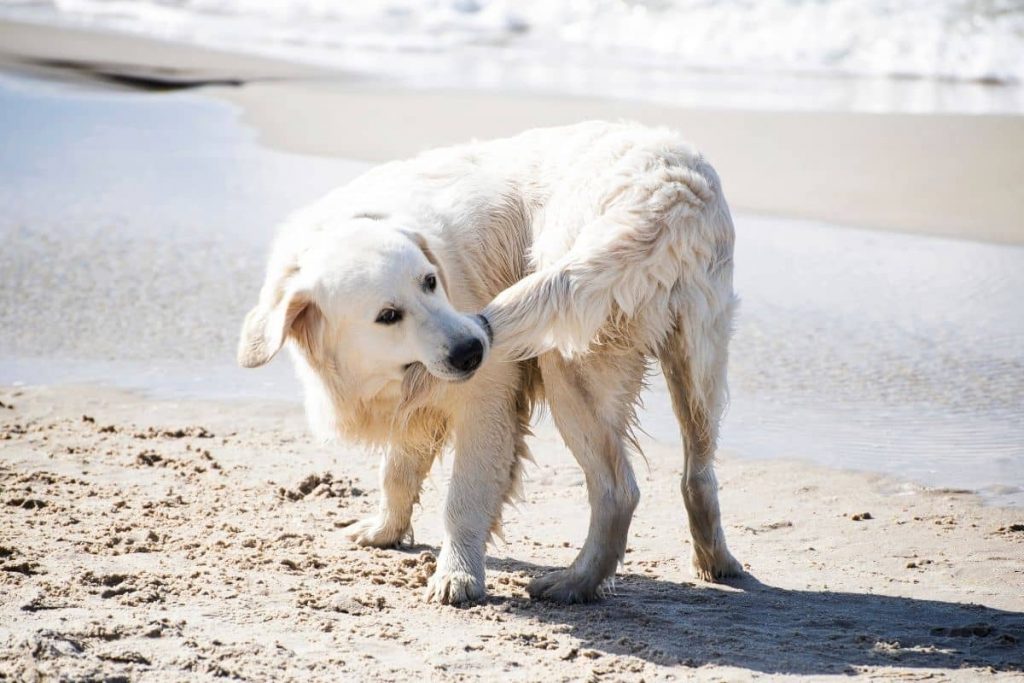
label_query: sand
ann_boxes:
[1,17,1022,682]
[217,83,1024,245]
[0,19,330,87]
[2,385,1023,681]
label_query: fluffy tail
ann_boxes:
[481,159,735,361]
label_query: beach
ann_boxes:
[3,384,1023,681]
[1,17,1023,682]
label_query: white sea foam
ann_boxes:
[5,1,1024,110]
[7,0,1022,81]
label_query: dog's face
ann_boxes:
[237,220,491,397]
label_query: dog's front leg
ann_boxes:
[346,444,435,548]
[426,388,517,605]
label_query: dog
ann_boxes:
[238,121,741,604]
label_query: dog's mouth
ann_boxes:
[402,361,476,384]
[444,371,476,384]
[433,366,479,383]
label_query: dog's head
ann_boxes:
[237,217,491,395]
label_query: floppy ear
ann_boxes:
[237,284,311,368]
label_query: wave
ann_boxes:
[7,0,1022,84]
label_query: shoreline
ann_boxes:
[0,18,331,86]
[4,351,1022,510]
[0,17,1022,244]
[1,46,1021,509]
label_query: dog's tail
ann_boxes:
[481,157,735,363]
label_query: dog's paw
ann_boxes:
[343,516,409,548]
[425,568,485,605]
[691,548,743,582]
[527,569,609,604]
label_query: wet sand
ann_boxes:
[219,83,1024,245]
[0,18,330,86]
[1,18,1023,682]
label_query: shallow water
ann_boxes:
[643,217,1024,506]
[1,72,1021,505]
[0,71,366,363]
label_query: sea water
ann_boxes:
[3,0,1024,113]
[0,72,1021,505]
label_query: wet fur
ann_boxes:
[238,121,741,605]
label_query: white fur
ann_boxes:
[239,121,742,605]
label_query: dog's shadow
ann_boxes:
[472,556,1024,675]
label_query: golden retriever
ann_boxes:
[238,121,741,604]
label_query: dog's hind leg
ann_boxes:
[657,300,743,582]
[528,350,644,603]
[345,440,438,548]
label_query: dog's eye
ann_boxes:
[375,308,403,325]
[424,273,437,293]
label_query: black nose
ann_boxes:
[448,337,483,374]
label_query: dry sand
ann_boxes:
[2,385,1022,681]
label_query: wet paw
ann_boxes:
[343,516,408,548]
[527,569,608,604]
[425,568,485,605]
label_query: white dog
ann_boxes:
[238,121,741,604]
